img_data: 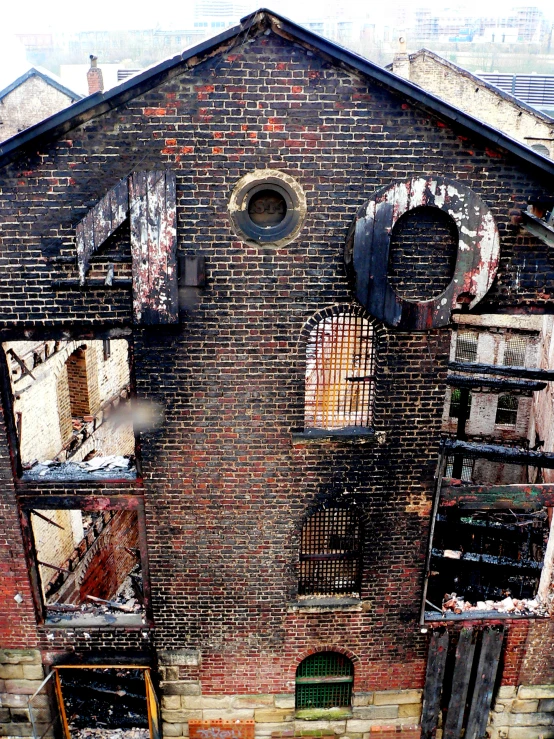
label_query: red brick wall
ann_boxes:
[0,26,552,692]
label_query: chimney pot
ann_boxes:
[87,55,104,95]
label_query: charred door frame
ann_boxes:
[50,664,159,739]
[18,494,152,626]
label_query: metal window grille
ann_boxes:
[305,309,375,430]
[445,456,475,482]
[503,336,527,367]
[299,507,362,596]
[449,388,472,419]
[454,330,479,363]
[295,652,354,710]
[495,394,519,427]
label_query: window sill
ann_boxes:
[291,428,384,445]
[44,613,146,628]
[295,708,353,721]
[288,596,364,613]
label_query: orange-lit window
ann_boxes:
[305,308,375,430]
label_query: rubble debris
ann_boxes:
[441,591,549,616]
[70,725,149,739]
[23,455,136,481]
[46,567,143,622]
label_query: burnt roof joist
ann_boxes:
[443,438,554,468]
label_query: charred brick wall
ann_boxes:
[77,510,138,603]
[388,206,458,301]
[0,25,553,712]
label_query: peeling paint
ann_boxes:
[347,176,500,330]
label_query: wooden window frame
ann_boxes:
[0,333,139,482]
[18,494,152,627]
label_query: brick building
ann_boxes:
[388,47,554,159]
[0,68,81,142]
[1,9,554,739]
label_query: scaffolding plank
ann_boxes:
[421,629,449,739]
[440,480,554,509]
[443,628,477,739]
[465,627,504,739]
[130,170,178,324]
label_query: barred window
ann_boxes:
[296,652,353,710]
[445,456,475,482]
[496,394,519,427]
[503,336,527,367]
[299,506,362,596]
[449,388,472,419]
[305,308,375,430]
[455,330,478,363]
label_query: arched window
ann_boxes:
[299,506,362,596]
[305,307,375,430]
[295,652,353,710]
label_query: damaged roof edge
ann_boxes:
[1,7,554,178]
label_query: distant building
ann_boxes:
[389,47,554,158]
[0,67,81,142]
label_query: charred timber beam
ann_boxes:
[521,210,554,249]
[443,439,554,468]
[37,560,71,574]
[440,479,554,509]
[447,374,546,392]
[52,279,133,290]
[31,510,65,530]
[448,361,554,382]
[431,549,542,569]
[49,254,132,264]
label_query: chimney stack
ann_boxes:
[392,36,410,80]
[87,55,104,94]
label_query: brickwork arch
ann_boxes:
[295,644,361,665]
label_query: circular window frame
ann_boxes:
[229,169,306,248]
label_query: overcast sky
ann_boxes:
[3,0,554,33]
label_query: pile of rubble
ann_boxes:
[47,570,144,623]
[23,455,136,480]
[441,593,549,616]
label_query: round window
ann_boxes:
[229,170,306,247]
[248,189,287,227]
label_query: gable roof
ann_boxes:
[0,66,82,105]
[390,48,554,126]
[1,9,554,177]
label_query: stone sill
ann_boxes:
[288,597,363,613]
[291,428,380,445]
[295,708,353,721]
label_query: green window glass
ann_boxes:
[295,652,354,709]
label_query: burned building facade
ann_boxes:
[1,9,554,739]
